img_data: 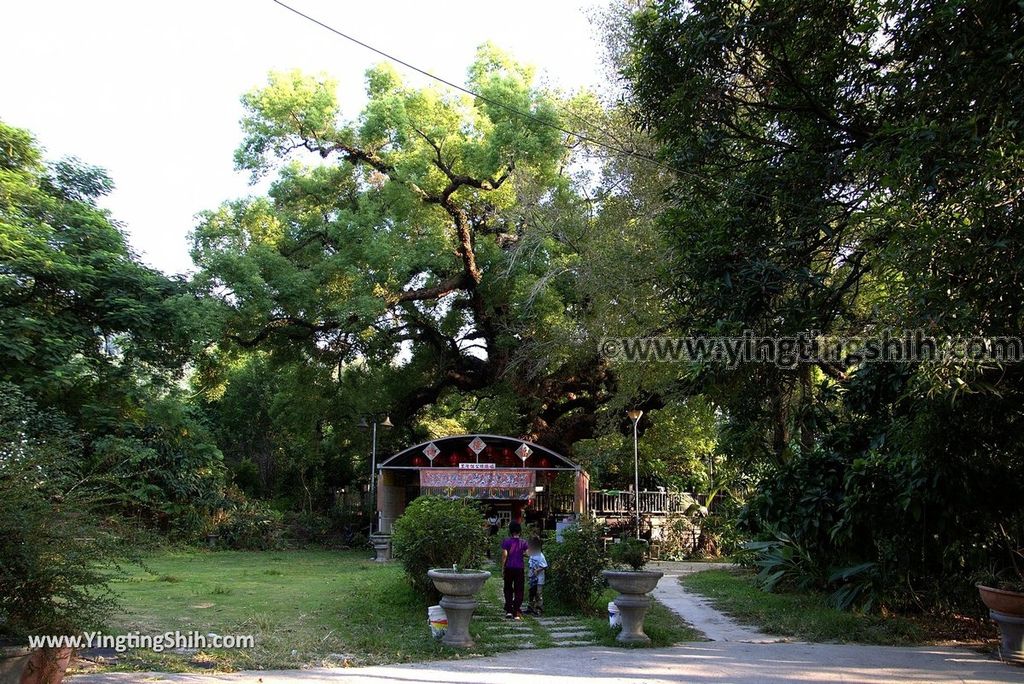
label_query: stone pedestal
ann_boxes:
[603,570,664,645]
[992,610,1024,665]
[428,569,491,649]
[439,595,479,648]
[370,534,391,562]
[614,592,654,644]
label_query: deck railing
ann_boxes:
[589,490,705,515]
[533,489,706,515]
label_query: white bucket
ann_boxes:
[428,605,448,639]
[608,601,621,628]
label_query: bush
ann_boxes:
[206,488,283,550]
[391,496,488,596]
[611,537,650,571]
[283,511,335,547]
[545,516,609,612]
[0,384,130,639]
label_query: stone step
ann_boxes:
[550,639,598,647]
[548,630,595,638]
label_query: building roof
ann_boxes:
[378,434,579,470]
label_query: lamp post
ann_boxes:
[627,408,643,539]
[358,414,393,535]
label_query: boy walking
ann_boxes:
[500,521,529,619]
[526,536,547,616]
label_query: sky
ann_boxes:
[1,0,610,276]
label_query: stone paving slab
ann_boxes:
[68,642,1024,683]
[651,565,782,642]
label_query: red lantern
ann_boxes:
[537,456,550,468]
[411,455,427,467]
[448,452,460,466]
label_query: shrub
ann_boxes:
[391,496,488,596]
[283,511,335,547]
[0,384,130,639]
[545,516,609,611]
[206,488,283,550]
[611,537,650,571]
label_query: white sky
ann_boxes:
[1,0,609,276]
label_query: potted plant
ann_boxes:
[428,562,492,648]
[977,526,1024,664]
[603,538,664,644]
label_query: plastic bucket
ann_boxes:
[428,604,448,639]
[608,601,621,628]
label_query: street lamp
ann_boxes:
[359,414,393,534]
[627,408,643,539]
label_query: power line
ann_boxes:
[269,0,682,176]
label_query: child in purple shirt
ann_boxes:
[500,521,529,619]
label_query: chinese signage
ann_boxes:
[420,468,535,500]
[459,462,495,470]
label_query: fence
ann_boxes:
[589,490,706,515]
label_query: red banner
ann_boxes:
[420,468,535,500]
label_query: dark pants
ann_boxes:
[528,583,544,615]
[503,567,525,616]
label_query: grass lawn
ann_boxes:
[86,549,503,673]
[81,550,700,674]
[681,569,989,646]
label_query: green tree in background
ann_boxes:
[624,0,1024,608]
[0,120,224,528]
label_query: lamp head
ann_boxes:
[381,415,394,429]
[626,408,644,423]
[357,416,369,431]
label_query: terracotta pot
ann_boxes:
[978,585,1024,665]
[0,646,73,684]
[978,584,1024,617]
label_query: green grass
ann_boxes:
[681,569,926,645]
[93,550,516,673]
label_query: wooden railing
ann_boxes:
[589,490,705,515]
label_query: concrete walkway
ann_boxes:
[648,561,782,642]
[70,641,1024,683]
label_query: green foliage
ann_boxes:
[544,517,609,611]
[390,496,488,596]
[206,489,284,550]
[610,537,650,571]
[0,384,129,638]
[623,0,1024,612]
[0,119,225,532]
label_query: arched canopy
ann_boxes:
[378,434,579,471]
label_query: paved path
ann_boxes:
[647,561,782,642]
[70,641,1024,683]
[473,587,599,649]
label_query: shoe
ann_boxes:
[505,612,513,619]
[513,615,523,621]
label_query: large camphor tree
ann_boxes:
[192,47,614,458]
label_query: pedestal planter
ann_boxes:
[428,569,491,648]
[0,646,73,684]
[603,570,664,644]
[370,534,392,562]
[978,585,1024,665]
